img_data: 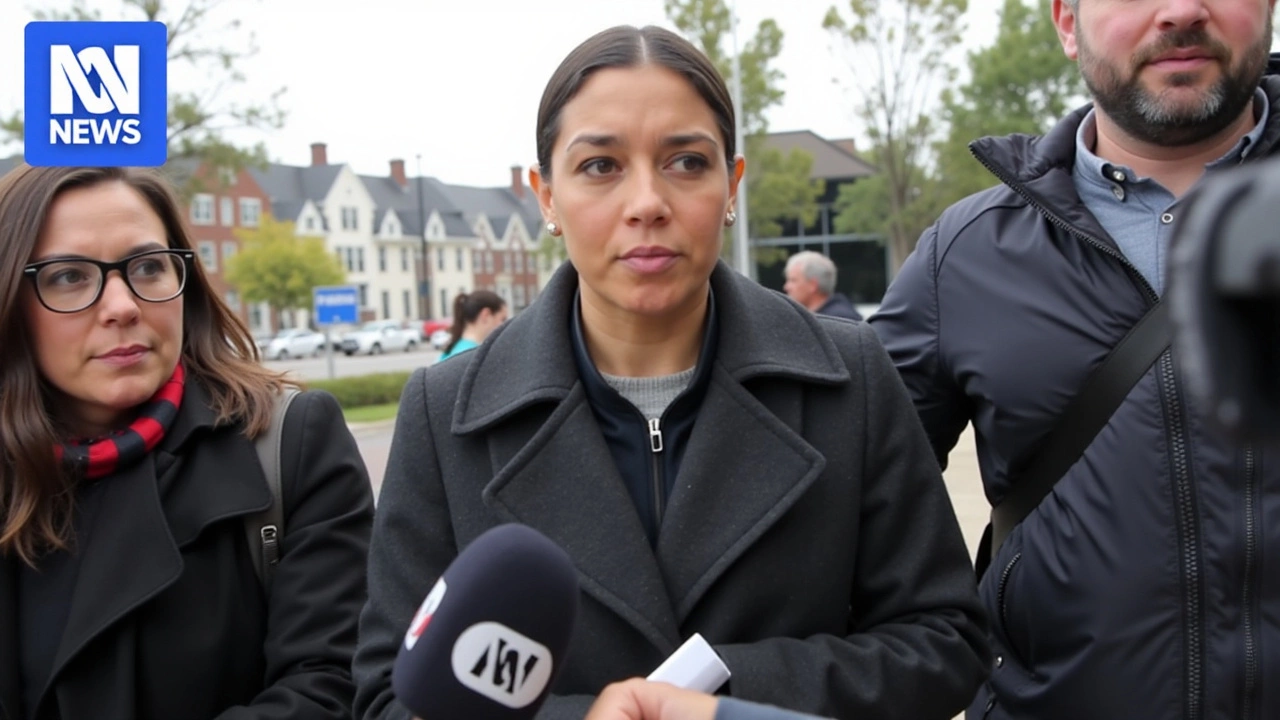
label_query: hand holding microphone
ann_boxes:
[392,523,580,720]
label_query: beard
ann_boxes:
[1078,21,1271,147]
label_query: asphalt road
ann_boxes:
[264,345,441,381]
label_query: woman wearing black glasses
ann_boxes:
[0,164,374,720]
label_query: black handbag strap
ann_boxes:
[977,299,1173,575]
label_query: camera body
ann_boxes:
[1169,155,1280,445]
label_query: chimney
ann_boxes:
[510,164,524,199]
[833,138,857,156]
[310,142,328,167]
[390,159,407,189]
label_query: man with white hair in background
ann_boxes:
[782,250,863,321]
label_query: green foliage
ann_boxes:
[933,0,1084,207]
[2,0,285,196]
[825,0,968,272]
[746,143,827,239]
[226,215,345,319]
[309,372,412,409]
[665,0,824,259]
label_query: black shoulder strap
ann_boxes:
[246,386,301,591]
[976,299,1173,577]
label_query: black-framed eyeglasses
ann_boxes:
[23,249,195,314]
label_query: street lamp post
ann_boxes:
[729,0,752,280]
[416,153,430,319]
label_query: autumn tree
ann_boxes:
[665,0,825,263]
[225,215,345,327]
[933,0,1084,207]
[824,0,967,272]
[2,0,285,196]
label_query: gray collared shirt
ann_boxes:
[1072,88,1269,296]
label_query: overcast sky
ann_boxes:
[2,0,1011,187]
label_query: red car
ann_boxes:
[421,319,452,349]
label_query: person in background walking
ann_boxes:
[437,290,507,361]
[782,251,862,321]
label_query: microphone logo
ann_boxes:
[404,578,447,651]
[450,621,554,709]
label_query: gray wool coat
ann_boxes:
[353,261,990,720]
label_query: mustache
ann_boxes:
[1132,28,1230,69]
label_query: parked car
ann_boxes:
[421,318,452,348]
[263,328,327,360]
[341,320,419,356]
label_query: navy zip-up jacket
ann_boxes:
[571,289,719,545]
[871,73,1280,720]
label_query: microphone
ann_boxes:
[392,523,580,720]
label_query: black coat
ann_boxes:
[0,382,374,720]
[354,261,989,720]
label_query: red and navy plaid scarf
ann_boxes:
[57,363,186,479]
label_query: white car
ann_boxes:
[264,328,326,360]
[340,320,418,356]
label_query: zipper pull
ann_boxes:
[648,418,663,453]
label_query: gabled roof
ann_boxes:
[359,174,460,238]
[249,163,345,221]
[761,130,878,180]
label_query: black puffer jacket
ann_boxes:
[871,73,1280,720]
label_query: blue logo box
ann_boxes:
[25,21,168,167]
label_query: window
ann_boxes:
[515,284,526,308]
[485,251,494,274]
[341,207,358,230]
[225,290,242,312]
[437,247,445,271]
[472,250,481,269]
[250,304,263,328]
[335,247,344,267]
[239,198,261,227]
[378,246,387,272]
[403,290,412,318]
[342,247,353,272]
[440,289,448,317]
[401,247,409,272]
[387,221,398,236]
[359,284,368,308]
[515,252,524,274]
[191,194,214,225]
[197,241,218,270]
[357,248,365,272]
[381,290,390,319]
[306,216,316,232]
[220,197,234,226]
[455,248,464,271]
[221,241,237,266]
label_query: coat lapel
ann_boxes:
[0,555,19,720]
[47,454,183,690]
[655,371,826,622]
[454,260,852,649]
[482,385,682,653]
[38,381,272,706]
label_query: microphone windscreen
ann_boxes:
[392,523,580,720]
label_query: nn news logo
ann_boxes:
[24,22,167,167]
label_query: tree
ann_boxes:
[665,0,825,263]
[226,216,345,327]
[824,0,968,272]
[933,0,1084,207]
[2,0,285,195]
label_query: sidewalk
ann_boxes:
[941,424,988,557]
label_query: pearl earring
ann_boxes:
[546,222,561,237]
[725,211,737,227]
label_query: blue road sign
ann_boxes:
[314,285,358,326]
